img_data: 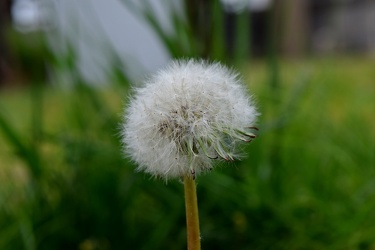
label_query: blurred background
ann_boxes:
[0,0,374,249]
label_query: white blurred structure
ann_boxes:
[12,0,171,84]
[55,0,171,83]
[12,0,42,32]
[221,0,272,12]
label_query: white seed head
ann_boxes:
[121,59,259,180]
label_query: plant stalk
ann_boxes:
[184,175,201,250]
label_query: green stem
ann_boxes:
[184,175,201,250]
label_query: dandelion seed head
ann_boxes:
[122,59,259,180]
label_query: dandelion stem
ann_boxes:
[184,175,201,250]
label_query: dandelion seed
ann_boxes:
[121,59,259,180]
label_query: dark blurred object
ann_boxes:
[224,0,375,58]
[5,29,54,85]
[0,0,14,86]
[185,0,213,59]
[0,0,53,88]
[280,0,375,56]
[280,0,309,57]
[310,0,375,54]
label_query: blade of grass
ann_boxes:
[0,113,41,178]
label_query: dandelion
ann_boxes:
[122,59,258,180]
[121,59,258,250]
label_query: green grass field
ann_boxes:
[0,57,374,249]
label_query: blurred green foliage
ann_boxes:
[1,57,374,249]
[1,1,375,249]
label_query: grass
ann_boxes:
[0,56,374,249]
